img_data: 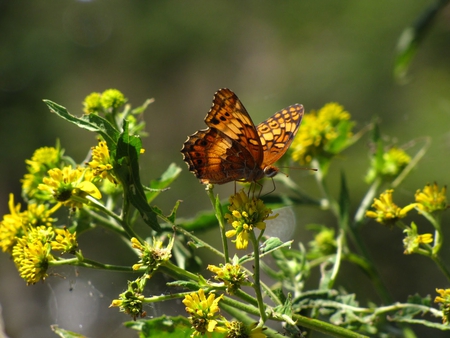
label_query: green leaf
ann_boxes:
[146,163,182,204]
[151,200,181,225]
[115,121,160,231]
[394,0,449,83]
[51,325,86,338]
[239,238,293,264]
[125,316,197,338]
[43,100,119,148]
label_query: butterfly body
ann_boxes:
[181,88,304,185]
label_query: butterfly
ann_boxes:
[181,88,304,185]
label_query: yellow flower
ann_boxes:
[415,183,447,213]
[131,236,174,277]
[88,140,117,184]
[182,289,226,337]
[291,102,354,165]
[365,190,415,225]
[0,194,27,253]
[435,288,450,324]
[83,92,102,114]
[38,166,102,208]
[365,147,411,183]
[403,222,433,254]
[110,278,146,320]
[208,259,247,294]
[51,228,78,253]
[307,226,337,259]
[0,194,60,254]
[21,146,61,201]
[12,226,55,284]
[100,89,126,110]
[225,190,277,250]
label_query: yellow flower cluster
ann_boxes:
[291,102,354,165]
[183,289,226,337]
[415,183,447,213]
[83,89,126,114]
[435,288,450,324]
[88,140,117,184]
[225,190,277,250]
[131,236,174,277]
[208,261,247,294]
[365,189,415,225]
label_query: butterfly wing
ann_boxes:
[204,88,264,165]
[257,104,304,166]
[181,128,259,184]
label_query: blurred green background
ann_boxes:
[1,1,450,337]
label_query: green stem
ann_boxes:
[50,257,134,272]
[143,291,192,303]
[82,208,128,237]
[221,296,368,338]
[431,254,450,282]
[249,232,267,325]
[162,260,201,282]
[205,185,230,263]
[219,302,287,338]
[173,225,225,259]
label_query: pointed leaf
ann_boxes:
[115,121,160,231]
[146,163,182,204]
[43,100,119,147]
[51,325,86,338]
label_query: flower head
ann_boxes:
[22,146,62,201]
[225,190,277,250]
[87,140,117,184]
[403,222,433,254]
[38,166,102,208]
[12,226,55,284]
[110,278,146,320]
[291,103,354,165]
[83,92,102,114]
[365,147,411,183]
[0,194,27,253]
[435,288,450,324]
[131,236,174,277]
[415,183,447,214]
[225,321,267,338]
[182,289,226,337]
[208,258,248,294]
[307,225,337,259]
[51,228,78,254]
[100,89,126,110]
[365,190,415,226]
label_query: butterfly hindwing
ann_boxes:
[181,128,259,184]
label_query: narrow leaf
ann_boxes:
[115,121,160,231]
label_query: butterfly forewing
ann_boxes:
[204,88,263,165]
[257,104,304,166]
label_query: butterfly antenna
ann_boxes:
[278,166,318,177]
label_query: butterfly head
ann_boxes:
[263,165,279,178]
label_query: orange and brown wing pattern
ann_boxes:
[204,88,263,165]
[181,128,259,184]
[257,104,304,166]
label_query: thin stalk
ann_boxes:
[249,231,267,326]
[205,185,230,263]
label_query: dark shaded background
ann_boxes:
[1,1,450,337]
